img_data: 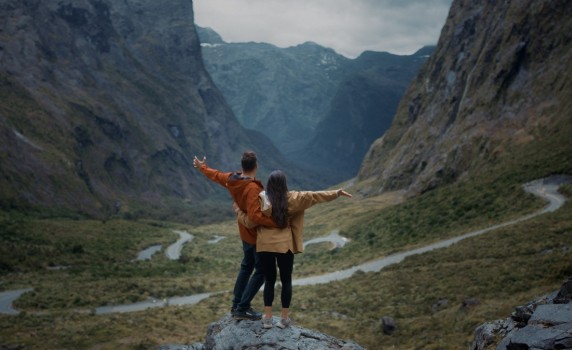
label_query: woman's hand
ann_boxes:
[337,189,352,198]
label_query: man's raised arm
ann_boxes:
[193,155,231,188]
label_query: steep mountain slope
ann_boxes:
[198,26,432,182]
[198,28,349,154]
[358,0,572,195]
[299,47,434,182]
[0,0,300,219]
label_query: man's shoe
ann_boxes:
[233,307,262,320]
[230,307,236,316]
[247,307,262,319]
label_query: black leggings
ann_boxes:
[258,251,294,308]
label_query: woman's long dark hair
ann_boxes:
[266,170,289,228]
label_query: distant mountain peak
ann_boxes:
[413,45,436,57]
[196,25,225,45]
[200,27,431,184]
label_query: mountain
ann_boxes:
[0,0,307,220]
[197,27,432,181]
[299,47,434,182]
[197,29,349,154]
[357,0,572,195]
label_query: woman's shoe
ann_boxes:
[262,315,273,329]
[277,317,291,329]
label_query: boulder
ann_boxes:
[555,276,572,304]
[432,298,449,312]
[381,316,396,335]
[470,278,572,350]
[462,298,480,309]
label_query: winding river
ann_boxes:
[0,288,33,315]
[165,230,194,260]
[303,230,349,250]
[0,176,569,315]
[134,230,194,261]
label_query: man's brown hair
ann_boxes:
[241,151,257,172]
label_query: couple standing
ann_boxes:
[193,151,351,329]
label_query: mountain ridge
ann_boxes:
[357,0,572,195]
[0,0,310,220]
[197,26,433,182]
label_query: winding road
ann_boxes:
[1,176,569,315]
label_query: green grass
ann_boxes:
[0,217,242,311]
[293,194,572,349]
[0,181,569,349]
[1,112,571,348]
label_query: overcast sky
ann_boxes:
[193,0,453,58]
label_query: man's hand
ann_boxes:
[337,189,353,198]
[193,156,206,169]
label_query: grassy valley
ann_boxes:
[1,0,571,348]
[0,142,570,348]
[1,110,571,349]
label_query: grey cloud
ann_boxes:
[194,0,453,57]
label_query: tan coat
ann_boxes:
[237,190,339,253]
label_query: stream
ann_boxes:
[303,230,349,249]
[1,176,569,315]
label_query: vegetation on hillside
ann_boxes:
[1,90,570,349]
[0,154,570,349]
[1,1,570,348]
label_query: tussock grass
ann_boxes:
[1,181,569,348]
[292,197,571,349]
[1,114,571,348]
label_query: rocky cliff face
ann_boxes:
[198,27,431,183]
[0,0,295,218]
[301,47,434,182]
[198,30,350,154]
[158,314,365,350]
[358,0,572,195]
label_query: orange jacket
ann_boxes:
[198,164,277,244]
[237,190,339,253]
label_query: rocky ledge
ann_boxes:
[158,314,364,350]
[471,277,572,350]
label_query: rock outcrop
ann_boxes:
[471,277,572,350]
[158,314,364,350]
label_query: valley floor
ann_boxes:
[0,176,570,349]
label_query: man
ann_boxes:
[193,151,277,320]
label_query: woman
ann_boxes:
[235,170,352,329]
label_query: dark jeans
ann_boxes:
[233,241,265,311]
[258,251,294,308]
